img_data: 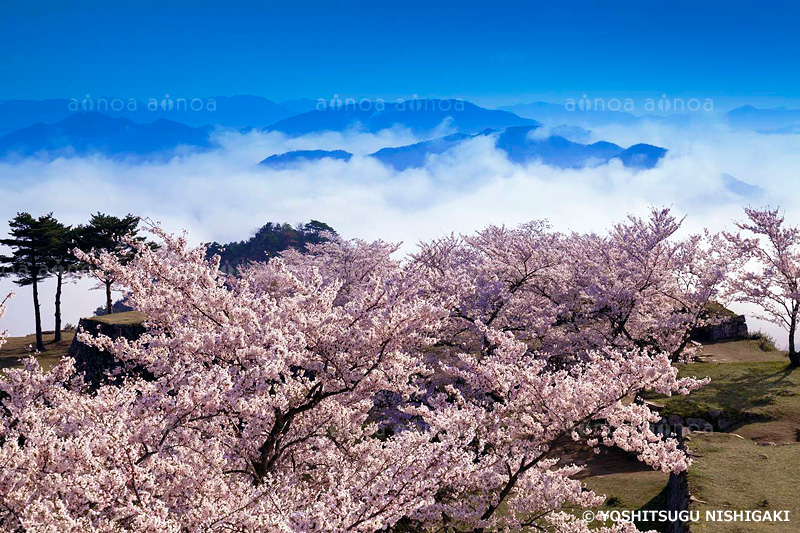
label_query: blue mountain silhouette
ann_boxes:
[259,149,353,168]
[278,99,320,114]
[374,126,665,170]
[494,126,627,168]
[369,133,472,169]
[0,98,75,136]
[0,95,296,133]
[267,99,539,135]
[614,143,668,169]
[498,102,640,127]
[258,126,667,171]
[721,173,762,197]
[0,113,215,159]
[726,105,800,131]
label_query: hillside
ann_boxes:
[0,113,215,159]
[258,127,669,171]
[0,329,74,373]
[206,220,336,272]
[266,99,539,136]
[0,95,297,133]
[0,312,148,374]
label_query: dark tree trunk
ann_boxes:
[105,280,113,315]
[54,270,63,343]
[32,280,44,352]
[790,314,799,367]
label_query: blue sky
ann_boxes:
[2,0,800,108]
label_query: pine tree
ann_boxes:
[0,213,61,351]
[80,213,142,315]
[49,221,80,342]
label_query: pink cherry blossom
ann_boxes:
[726,207,800,365]
[0,215,711,532]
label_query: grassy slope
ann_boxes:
[87,310,147,325]
[575,339,799,532]
[542,340,787,531]
[695,339,787,364]
[0,330,75,373]
[649,340,800,532]
[563,444,671,504]
[1,311,146,373]
[688,433,800,532]
[661,359,800,444]
[579,452,670,532]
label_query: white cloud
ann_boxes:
[2,123,800,344]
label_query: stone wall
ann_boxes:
[666,470,691,533]
[68,312,148,388]
[691,313,748,342]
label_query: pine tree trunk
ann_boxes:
[106,280,113,314]
[790,316,799,367]
[54,270,63,343]
[32,281,44,352]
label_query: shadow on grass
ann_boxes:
[562,444,655,479]
[635,483,670,533]
[661,362,800,428]
[592,481,671,532]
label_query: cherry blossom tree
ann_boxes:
[565,210,737,361]
[726,207,800,366]
[0,222,706,532]
[413,208,735,363]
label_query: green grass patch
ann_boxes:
[583,470,670,532]
[704,301,738,318]
[0,330,75,373]
[653,360,800,443]
[87,310,147,325]
[655,361,800,443]
[556,445,670,531]
[695,339,787,364]
[687,432,800,532]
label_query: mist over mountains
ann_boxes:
[501,100,800,132]
[0,95,790,336]
[264,100,537,136]
[259,127,667,171]
[0,96,671,170]
[0,94,791,199]
[0,114,216,159]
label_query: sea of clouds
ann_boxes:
[2,119,800,344]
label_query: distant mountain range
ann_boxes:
[0,98,78,136]
[266,100,538,135]
[0,113,215,159]
[259,149,353,168]
[278,99,319,115]
[501,101,800,133]
[0,95,313,135]
[0,99,543,160]
[259,126,668,170]
[721,173,762,197]
[726,105,800,131]
[498,102,641,127]
[0,97,534,138]
[4,96,800,143]
[369,133,473,169]
[9,97,794,169]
